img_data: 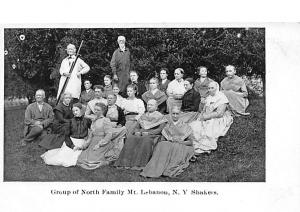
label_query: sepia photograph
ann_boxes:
[3,27,265,182]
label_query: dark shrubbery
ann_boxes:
[4,28,265,99]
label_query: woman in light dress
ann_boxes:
[77,102,126,170]
[189,81,233,157]
[41,103,91,167]
[122,84,145,135]
[166,68,186,112]
[220,65,250,116]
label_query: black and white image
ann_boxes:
[3,27,265,181]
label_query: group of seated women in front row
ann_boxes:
[22,65,249,178]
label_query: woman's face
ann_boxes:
[160,70,168,80]
[107,94,116,106]
[199,68,207,77]
[174,70,183,80]
[94,88,103,99]
[147,101,157,112]
[184,80,193,91]
[208,83,217,96]
[130,72,138,83]
[171,108,180,122]
[225,66,236,78]
[63,94,72,105]
[149,79,158,90]
[84,81,92,90]
[127,87,135,98]
[104,77,111,86]
[113,86,120,95]
[72,106,81,117]
[94,105,103,116]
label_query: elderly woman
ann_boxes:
[114,99,167,170]
[123,84,145,135]
[189,81,233,157]
[166,68,186,113]
[220,65,250,116]
[140,106,195,178]
[193,66,215,111]
[142,78,167,113]
[39,92,73,150]
[105,93,126,127]
[181,78,201,112]
[77,102,126,170]
[41,103,91,167]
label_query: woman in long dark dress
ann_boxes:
[140,106,195,178]
[39,92,73,150]
[114,99,166,170]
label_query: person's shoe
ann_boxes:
[20,139,27,146]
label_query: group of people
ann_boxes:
[20,36,250,178]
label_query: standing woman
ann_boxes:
[57,44,90,103]
[110,36,131,96]
[193,66,214,111]
[142,78,167,113]
[77,102,126,169]
[39,92,74,150]
[79,79,95,106]
[41,103,92,167]
[220,65,250,116]
[123,84,145,135]
[166,68,186,112]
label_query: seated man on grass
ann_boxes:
[21,89,54,146]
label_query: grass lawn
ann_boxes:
[3,97,265,182]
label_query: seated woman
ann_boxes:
[85,85,108,121]
[79,79,95,106]
[114,99,167,170]
[182,78,201,112]
[158,68,170,93]
[106,93,126,127]
[77,102,126,170]
[220,65,250,116]
[41,103,92,167]
[189,81,233,156]
[112,83,126,109]
[123,84,145,135]
[193,66,214,112]
[125,70,147,99]
[140,106,195,178]
[103,75,113,98]
[142,77,167,113]
[39,92,74,150]
[166,68,186,113]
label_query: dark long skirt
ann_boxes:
[114,135,160,170]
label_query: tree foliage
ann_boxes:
[4,28,265,98]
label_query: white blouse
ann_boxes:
[166,79,186,96]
